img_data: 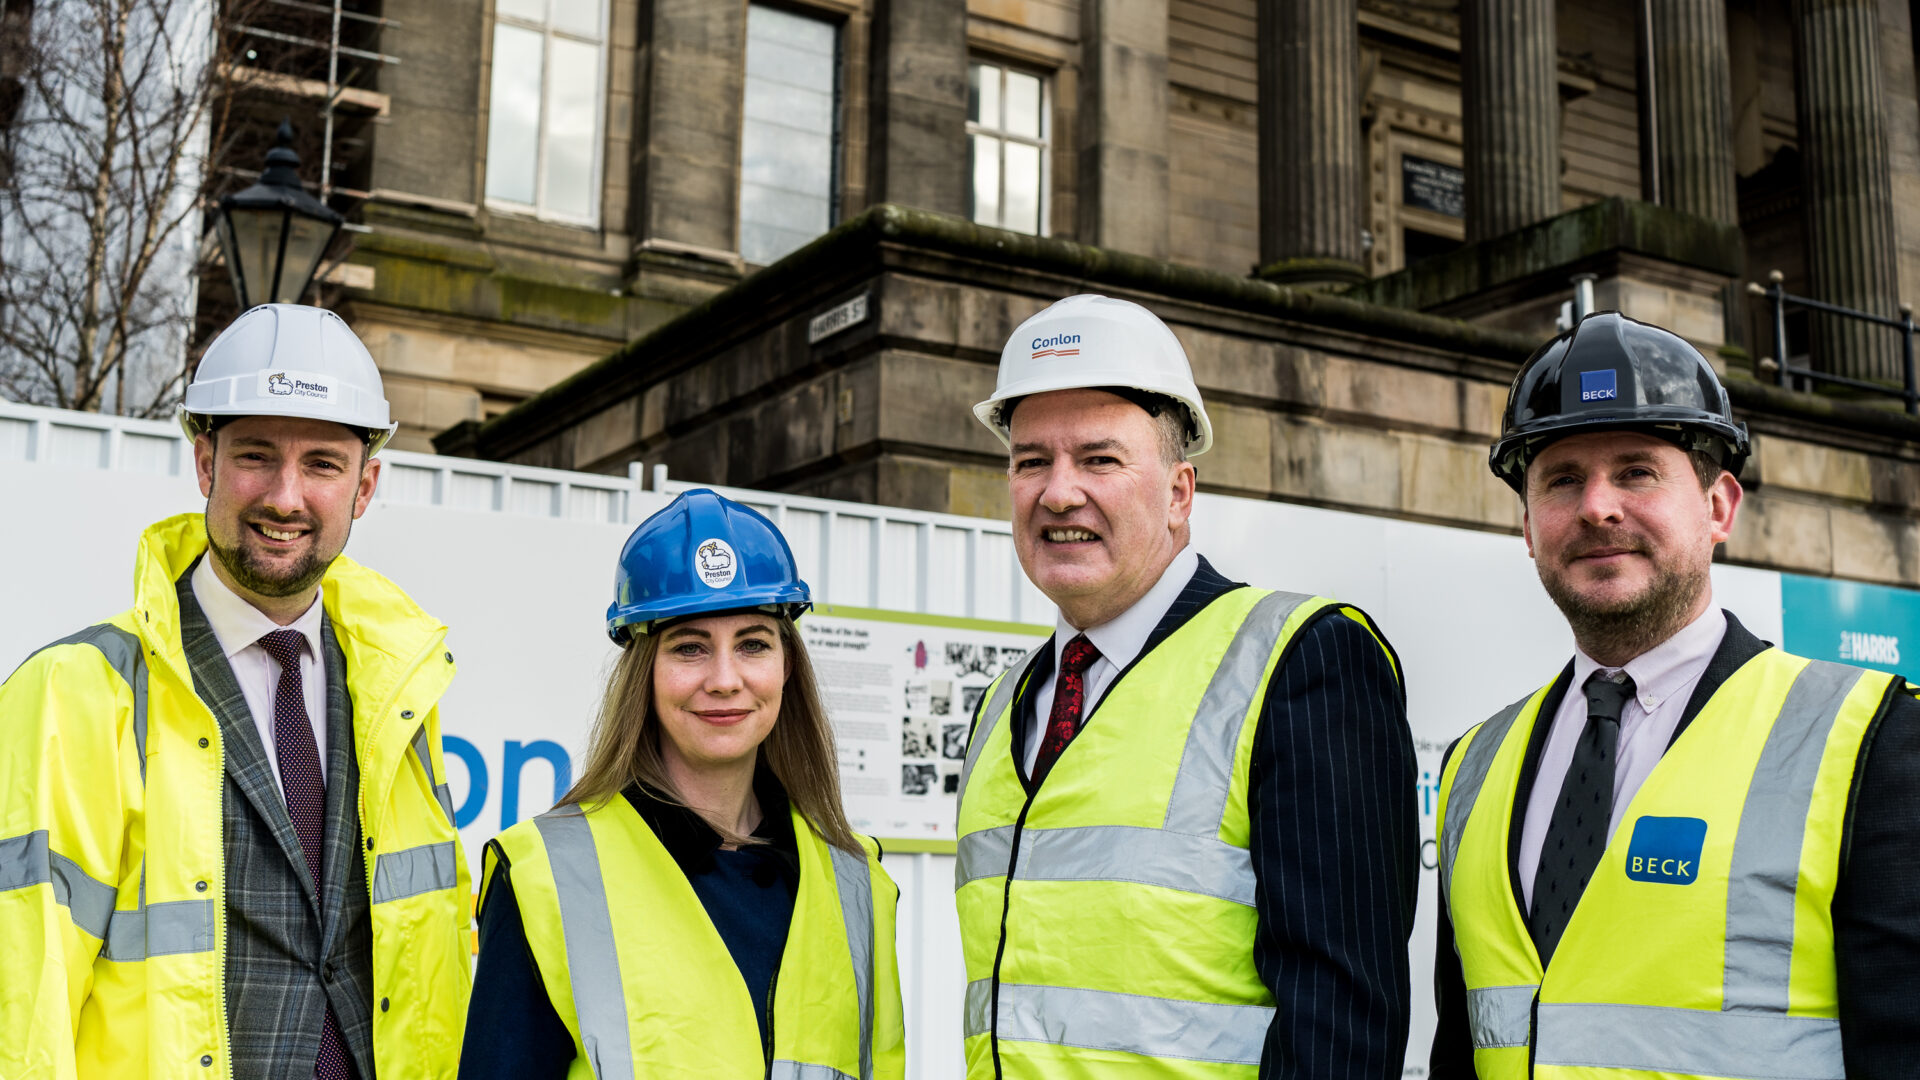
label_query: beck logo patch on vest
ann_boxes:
[1624,816,1707,884]
[1580,368,1619,402]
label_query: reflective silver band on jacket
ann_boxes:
[23,623,150,781]
[954,823,1257,906]
[1454,658,1866,1079]
[371,841,459,903]
[411,723,457,827]
[965,980,1273,1066]
[0,829,216,961]
[536,807,878,1079]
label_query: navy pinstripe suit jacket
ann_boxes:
[1007,556,1420,1080]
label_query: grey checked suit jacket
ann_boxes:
[178,567,377,1080]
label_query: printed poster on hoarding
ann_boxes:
[801,605,1050,849]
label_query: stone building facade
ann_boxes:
[245,0,1920,589]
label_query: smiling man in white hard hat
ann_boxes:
[953,294,1420,1079]
[0,304,471,1079]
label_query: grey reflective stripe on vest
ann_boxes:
[829,843,877,1080]
[955,645,1043,823]
[769,1065,858,1080]
[1466,985,1535,1049]
[1535,1003,1842,1080]
[0,829,118,940]
[534,810,635,1080]
[956,824,1257,906]
[1721,659,1863,1013]
[1439,694,1531,905]
[411,724,456,826]
[26,623,150,782]
[1162,591,1313,834]
[966,980,1273,1066]
[371,841,458,903]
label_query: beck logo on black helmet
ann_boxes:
[1488,312,1751,493]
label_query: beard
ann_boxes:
[1538,536,1710,665]
[208,514,339,599]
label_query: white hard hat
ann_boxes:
[973,294,1213,456]
[179,304,397,456]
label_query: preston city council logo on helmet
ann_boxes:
[695,538,737,589]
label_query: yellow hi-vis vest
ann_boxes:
[1437,648,1898,1080]
[485,794,906,1080]
[955,587,1396,1079]
[0,514,472,1079]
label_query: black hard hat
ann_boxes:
[1489,311,1750,492]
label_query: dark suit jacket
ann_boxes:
[1004,555,1420,1080]
[1428,612,1920,1078]
[179,569,376,1080]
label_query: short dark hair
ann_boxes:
[1688,448,1726,489]
[997,388,1191,466]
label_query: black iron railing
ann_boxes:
[1747,270,1918,416]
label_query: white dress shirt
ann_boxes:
[191,555,329,784]
[1023,545,1201,774]
[1518,601,1727,910]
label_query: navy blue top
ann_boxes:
[459,772,800,1080]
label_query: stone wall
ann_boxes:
[441,205,1920,590]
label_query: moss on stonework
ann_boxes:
[1348,198,1745,313]
[347,230,640,340]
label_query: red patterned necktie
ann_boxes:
[1034,634,1100,784]
[258,630,352,1080]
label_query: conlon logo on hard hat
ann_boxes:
[1031,333,1081,359]
[695,538,738,588]
[257,369,337,404]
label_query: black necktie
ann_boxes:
[1530,670,1636,966]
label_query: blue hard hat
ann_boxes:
[606,489,813,643]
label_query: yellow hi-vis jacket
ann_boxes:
[485,794,906,1080]
[955,587,1394,1079]
[0,514,473,1079]
[1437,647,1898,1080]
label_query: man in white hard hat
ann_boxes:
[0,305,471,1079]
[954,294,1419,1079]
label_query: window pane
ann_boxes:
[970,134,1000,226]
[496,0,544,21]
[543,36,600,219]
[485,24,543,205]
[970,62,1002,126]
[1006,70,1041,139]
[740,4,837,265]
[550,0,599,37]
[1003,140,1040,234]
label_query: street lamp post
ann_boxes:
[213,120,344,308]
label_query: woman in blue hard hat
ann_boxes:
[460,489,905,1080]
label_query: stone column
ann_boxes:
[631,0,747,281]
[1255,0,1365,288]
[1646,0,1740,222]
[866,0,968,215]
[1077,0,1170,260]
[1792,0,1902,381]
[1460,0,1561,242]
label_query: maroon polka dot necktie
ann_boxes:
[1034,634,1100,785]
[258,630,352,1080]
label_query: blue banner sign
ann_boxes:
[1779,574,1920,678]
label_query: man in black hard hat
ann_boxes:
[1428,312,1920,1079]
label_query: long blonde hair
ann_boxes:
[559,615,864,854]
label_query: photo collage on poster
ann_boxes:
[801,609,1046,843]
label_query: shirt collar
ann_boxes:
[190,553,325,662]
[1571,602,1728,713]
[1053,545,1200,673]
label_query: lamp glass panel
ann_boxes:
[226,205,288,310]
[274,214,336,304]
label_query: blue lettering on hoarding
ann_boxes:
[440,736,575,831]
